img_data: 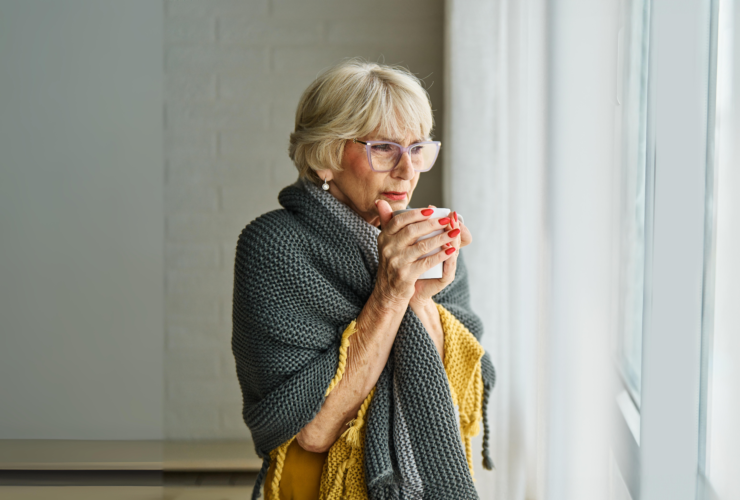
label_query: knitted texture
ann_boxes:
[265,313,484,499]
[231,179,496,499]
[324,320,357,398]
[269,437,296,499]
[438,303,485,476]
[268,320,366,499]
[319,386,376,499]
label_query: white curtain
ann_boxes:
[445,1,617,499]
[444,1,549,498]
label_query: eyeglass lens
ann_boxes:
[369,143,438,172]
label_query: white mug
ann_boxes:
[391,208,463,279]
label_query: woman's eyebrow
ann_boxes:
[379,137,427,144]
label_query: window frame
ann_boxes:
[637,1,714,499]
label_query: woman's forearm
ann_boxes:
[295,287,408,453]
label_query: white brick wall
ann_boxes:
[164,0,445,439]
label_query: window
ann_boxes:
[614,0,652,408]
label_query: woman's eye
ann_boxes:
[371,144,393,152]
[410,146,423,154]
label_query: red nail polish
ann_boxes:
[438,217,451,225]
[448,228,461,238]
[453,212,458,223]
[421,208,434,216]
[445,247,456,255]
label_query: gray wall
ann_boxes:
[0,1,164,440]
[163,0,445,439]
[0,0,444,442]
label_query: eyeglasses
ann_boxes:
[353,138,442,173]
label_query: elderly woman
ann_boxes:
[232,59,495,500]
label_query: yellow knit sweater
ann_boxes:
[265,304,486,499]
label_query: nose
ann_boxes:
[392,151,415,180]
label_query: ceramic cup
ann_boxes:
[391,208,463,279]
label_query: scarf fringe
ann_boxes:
[481,380,495,470]
[341,387,375,449]
[325,320,357,397]
[367,469,400,496]
[251,456,271,500]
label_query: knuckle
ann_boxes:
[389,255,404,272]
[419,258,434,271]
[399,224,414,241]
[416,238,431,254]
[397,268,409,281]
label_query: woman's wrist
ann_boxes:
[408,295,434,311]
[371,280,412,311]
[409,297,439,325]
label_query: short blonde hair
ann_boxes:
[289,58,435,185]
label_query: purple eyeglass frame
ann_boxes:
[352,138,442,172]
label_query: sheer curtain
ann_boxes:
[444,1,549,498]
[445,1,617,499]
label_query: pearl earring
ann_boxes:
[322,177,330,191]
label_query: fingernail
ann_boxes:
[453,212,458,223]
[448,228,461,238]
[445,243,451,247]
[445,247,456,255]
[438,217,451,225]
[421,208,434,216]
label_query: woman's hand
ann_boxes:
[410,208,468,306]
[374,200,459,307]
[425,205,472,249]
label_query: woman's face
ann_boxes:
[318,130,424,227]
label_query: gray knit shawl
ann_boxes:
[232,179,496,500]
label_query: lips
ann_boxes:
[381,191,407,201]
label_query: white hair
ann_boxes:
[288,58,435,185]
